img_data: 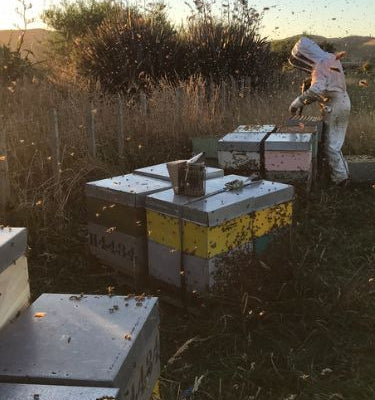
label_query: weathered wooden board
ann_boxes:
[0,256,30,330]
[0,227,30,330]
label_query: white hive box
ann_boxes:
[86,174,172,280]
[264,132,314,184]
[0,383,120,400]
[0,227,30,330]
[0,294,160,400]
[135,162,224,181]
[218,125,276,170]
[146,175,294,292]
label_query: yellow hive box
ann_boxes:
[145,176,294,291]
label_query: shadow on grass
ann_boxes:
[160,184,375,400]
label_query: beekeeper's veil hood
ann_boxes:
[289,37,331,73]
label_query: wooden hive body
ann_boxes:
[264,131,316,188]
[217,125,276,171]
[146,176,294,292]
[0,227,30,330]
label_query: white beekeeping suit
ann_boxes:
[289,37,351,184]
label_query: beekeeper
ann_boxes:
[288,37,351,185]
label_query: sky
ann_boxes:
[0,0,374,40]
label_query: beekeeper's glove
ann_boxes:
[289,97,304,115]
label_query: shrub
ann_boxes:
[77,5,183,92]
[44,0,277,92]
[0,44,34,84]
[182,19,275,86]
[42,0,121,65]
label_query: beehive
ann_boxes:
[86,166,224,280]
[264,132,314,186]
[146,176,294,292]
[86,174,172,280]
[217,125,276,170]
[0,383,120,400]
[0,294,160,400]
[0,227,30,330]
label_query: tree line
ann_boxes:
[2,0,280,92]
[1,0,346,92]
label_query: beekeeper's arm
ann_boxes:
[289,62,327,115]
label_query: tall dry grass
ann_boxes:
[1,75,374,257]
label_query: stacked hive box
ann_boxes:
[146,175,294,292]
[86,174,172,281]
[0,294,160,400]
[264,132,315,187]
[0,383,120,400]
[278,125,319,160]
[0,227,30,330]
[217,125,276,171]
[86,164,223,280]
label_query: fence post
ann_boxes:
[140,91,148,115]
[50,108,61,182]
[87,101,96,158]
[240,78,245,98]
[176,86,184,120]
[197,84,203,108]
[230,75,237,95]
[221,82,227,112]
[117,94,125,158]
[0,119,10,219]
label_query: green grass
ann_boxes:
[14,183,375,400]
[156,184,375,400]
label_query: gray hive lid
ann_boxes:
[234,124,277,133]
[218,132,272,152]
[183,180,294,226]
[0,227,27,273]
[85,173,171,207]
[146,175,245,217]
[265,133,313,151]
[0,383,120,400]
[0,294,159,389]
[134,162,224,181]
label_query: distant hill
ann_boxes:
[0,29,52,60]
[272,34,375,63]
